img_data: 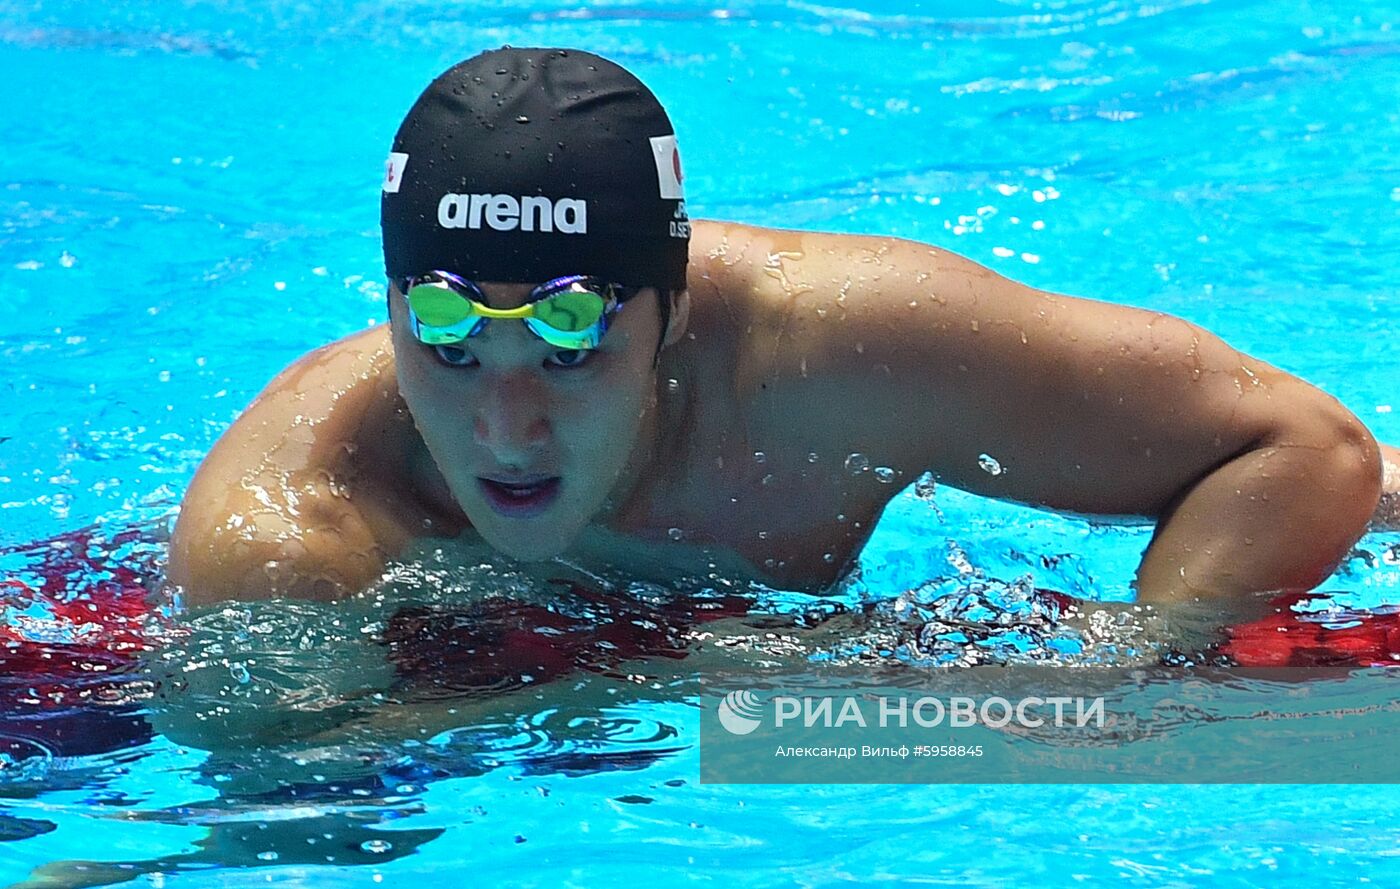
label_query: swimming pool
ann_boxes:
[4,0,1400,884]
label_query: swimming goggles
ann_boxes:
[400,270,638,351]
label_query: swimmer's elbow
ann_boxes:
[1330,417,1385,531]
[1264,393,1383,529]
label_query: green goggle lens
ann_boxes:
[529,288,606,333]
[409,284,477,327]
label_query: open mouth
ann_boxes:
[477,477,562,517]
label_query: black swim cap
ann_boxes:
[381,47,690,291]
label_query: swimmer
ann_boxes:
[168,46,1400,623]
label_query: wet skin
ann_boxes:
[169,219,1400,619]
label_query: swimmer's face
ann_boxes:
[389,280,675,561]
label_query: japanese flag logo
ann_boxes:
[383,152,409,194]
[649,135,684,200]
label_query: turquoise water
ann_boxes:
[3,0,1400,885]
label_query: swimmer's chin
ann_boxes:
[464,519,579,563]
[489,541,570,563]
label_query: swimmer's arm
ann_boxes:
[743,226,1382,618]
[168,333,405,606]
[167,434,393,606]
[168,485,389,607]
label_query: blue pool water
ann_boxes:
[3,0,1400,884]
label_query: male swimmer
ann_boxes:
[168,47,1400,624]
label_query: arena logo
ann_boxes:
[437,193,588,234]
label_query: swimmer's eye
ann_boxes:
[546,349,593,368]
[431,344,478,367]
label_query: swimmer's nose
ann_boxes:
[473,370,552,459]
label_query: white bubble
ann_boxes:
[873,466,896,484]
[914,471,937,500]
[978,453,1003,476]
[257,851,279,861]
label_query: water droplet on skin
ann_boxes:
[764,558,775,568]
[978,453,1003,475]
[758,531,769,540]
[845,453,870,474]
[360,840,393,854]
[762,474,774,485]
[914,471,937,500]
[515,115,530,124]
[874,467,896,484]
[807,452,819,463]
[823,552,835,563]
[668,527,683,541]
[754,451,766,464]
[836,513,847,523]
[666,378,680,392]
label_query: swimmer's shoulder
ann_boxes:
[684,219,810,403]
[685,219,940,419]
[169,325,468,607]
